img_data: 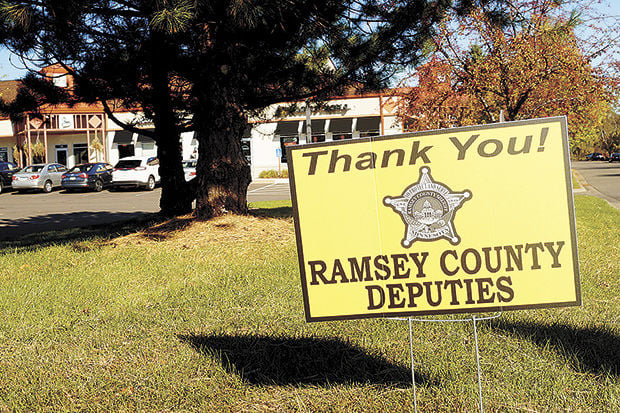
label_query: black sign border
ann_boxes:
[287,116,581,322]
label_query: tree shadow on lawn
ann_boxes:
[180,333,436,387]
[0,206,292,254]
[0,211,165,254]
[490,320,619,376]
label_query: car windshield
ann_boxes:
[23,165,44,173]
[115,160,142,168]
[68,164,93,173]
[182,161,196,168]
[67,164,93,174]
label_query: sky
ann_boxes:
[0,0,618,82]
[0,48,32,80]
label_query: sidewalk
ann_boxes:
[253,178,289,183]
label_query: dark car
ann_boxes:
[609,153,620,163]
[61,162,113,192]
[585,152,607,161]
[0,161,20,194]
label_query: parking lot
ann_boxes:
[0,180,291,240]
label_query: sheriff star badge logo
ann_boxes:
[383,167,471,247]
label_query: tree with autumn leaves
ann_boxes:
[399,0,618,155]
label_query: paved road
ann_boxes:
[0,180,291,241]
[572,161,620,210]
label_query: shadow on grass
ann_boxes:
[0,212,164,254]
[249,206,293,219]
[134,214,194,241]
[0,204,293,253]
[490,320,619,376]
[180,333,434,387]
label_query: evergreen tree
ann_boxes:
[0,0,482,217]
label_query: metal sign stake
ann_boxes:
[472,315,484,413]
[398,313,500,412]
[408,317,418,413]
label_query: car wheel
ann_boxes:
[94,179,104,192]
[145,175,155,191]
[43,180,53,193]
[0,183,3,194]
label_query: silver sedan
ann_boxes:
[12,163,69,193]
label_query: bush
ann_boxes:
[258,169,288,178]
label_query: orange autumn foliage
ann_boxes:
[399,0,617,154]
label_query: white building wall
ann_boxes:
[383,115,402,134]
[180,132,196,160]
[106,130,196,166]
[247,95,404,178]
[0,119,14,136]
[101,94,402,178]
[106,132,121,166]
[0,119,15,163]
[250,122,281,178]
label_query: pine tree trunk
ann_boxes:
[155,125,193,216]
[150,33,194,217]
[194,99,251,219]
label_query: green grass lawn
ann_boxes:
[0,196,618,411]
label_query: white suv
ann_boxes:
[112,156,160,190]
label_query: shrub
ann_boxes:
[258,169,288,178]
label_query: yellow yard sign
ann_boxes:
[287,117,580,322]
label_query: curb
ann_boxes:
[571,168,619,210]
[571,169,588,191]
[253,178,289,183]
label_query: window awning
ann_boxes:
[356,116,381,132]
[328,118,353,133]
[275,121,300,136]
[136,128,155,143]
[301,119,326,134]
[113,130,133,145]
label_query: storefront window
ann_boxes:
[73,143,88,164]
[279,136,298,163]
[356,116,381,138]
[359,131,380,138]
[118,144,135,159]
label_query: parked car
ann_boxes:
[585,152,607,161]
[61,162,113,192]
[0,161,20,194]
[12,163,68,193]
[609,153,620,163]
[111,156,160,190]
[182,159,197,182]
